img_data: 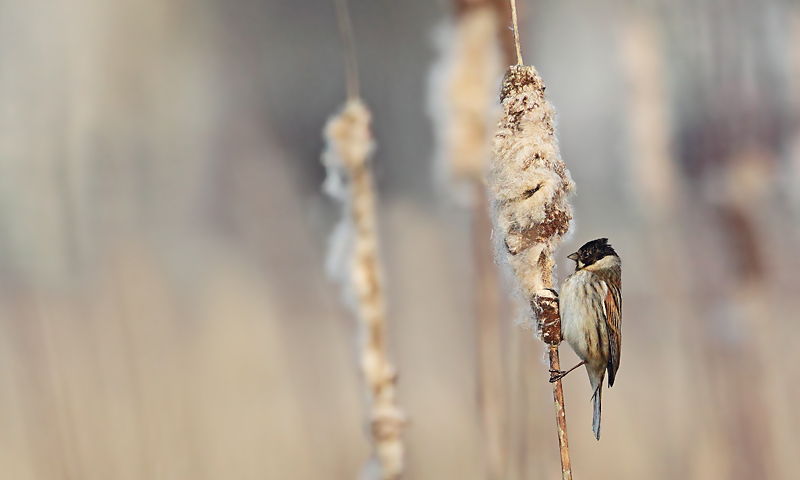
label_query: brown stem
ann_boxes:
[535,293,572,480]
[549,346,573,480]
[508,0,523,65]
[333,0,360,100]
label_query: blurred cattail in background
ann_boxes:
[620,14,681,220]
[618,12,698,477]
[322,98,406,480]
[321,2,405,478]
[426,2,517,479]
[428,0,506,202]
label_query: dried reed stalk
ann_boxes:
[488,2,575,478]
[324,2,405,478]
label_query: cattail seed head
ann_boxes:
[488,65,575,338]
[428,6,504,188]
[322,99,378,297]
[322,98,405,480]
[324,99,374,172]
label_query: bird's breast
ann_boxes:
[559,271,608,366]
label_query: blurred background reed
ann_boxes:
[0,0,799,479]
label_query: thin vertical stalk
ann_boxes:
[549,346,572,480]
[333,0,360,100]
[508,0,523,65]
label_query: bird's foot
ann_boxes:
[548,361,586,383]
[549,369,567,383]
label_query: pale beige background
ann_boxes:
[0,0,797,479]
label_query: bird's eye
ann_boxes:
[522,183,543,199]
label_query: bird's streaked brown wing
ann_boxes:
[603,280,622,387]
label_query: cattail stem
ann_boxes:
[536,292,572,480]
[508,0,523,65]
[333,0,360,99]
[549,346,573,480]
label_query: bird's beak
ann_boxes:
[567,252,578,261]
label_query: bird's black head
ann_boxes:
[567,238,618,270]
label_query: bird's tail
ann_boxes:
[592,384,602,440]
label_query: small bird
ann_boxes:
[550,238,621,440]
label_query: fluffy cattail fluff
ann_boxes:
[322,99,405,480]
[427,4,504,203]
[488,65,575,337]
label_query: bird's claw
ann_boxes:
[549,369,567,383]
